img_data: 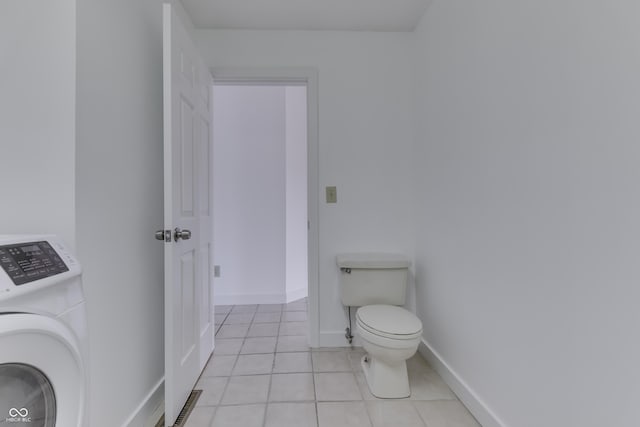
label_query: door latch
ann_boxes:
[155,230,172,242]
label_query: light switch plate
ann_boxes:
[326,186,337,203]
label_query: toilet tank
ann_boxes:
[336,253,410,306]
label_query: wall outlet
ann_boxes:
[214,265,221,277]
[326,186,337,203]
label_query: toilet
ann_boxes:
[337,253,422,398]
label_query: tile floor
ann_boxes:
[186,298,481,427]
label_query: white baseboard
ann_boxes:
[121,377,164,427]
[318,329,362,347]
[286,287,308,303]
[215,293,286,305]
[418,339,506,427]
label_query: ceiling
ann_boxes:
[180,0,432,32]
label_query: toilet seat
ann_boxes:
[356,305,422,340]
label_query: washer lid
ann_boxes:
[356,305,422,337]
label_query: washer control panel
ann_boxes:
[0,240,69,286]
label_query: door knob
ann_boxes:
[174,227,192,241]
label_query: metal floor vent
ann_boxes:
[154,390,202,427]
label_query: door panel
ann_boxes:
[200,244,212,333]
[180,98,194,215]
[199,117,211,216]
[180,250,196,360]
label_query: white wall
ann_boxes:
[197,30,415,344]
[412,1,640,426]
[285,86,308,302]
[0,1,76,248]
[76,0,165,425]
[213,85,287,304]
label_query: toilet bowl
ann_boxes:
[356,304,422,398]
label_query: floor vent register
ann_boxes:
[155,389,202,427]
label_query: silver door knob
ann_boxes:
[174,228,192,241]
[155,230,169,241]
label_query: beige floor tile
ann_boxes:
[213,338,243,356]
[224,312,254,324]
[240,336,277,354]
[277,335,309,352]
[279,321,308,336]
[195,376,228,406]
[273,352,312,373]
[215,305,233,314]
[257,303,283,312]
[413,400,481,427]
[366,401,426,427]
[211,404,265,427]
[407,353,432,372]
[347,348,366,372]
[214,314,228,325]
[221,375,270,405]
[231,304,258,313]
[247,322,280,337]
[285,301,308,312]
[201,355,236,377]
[233,353,274,375]
[315,372,362,401]
[408,368,457,401]
[184,406,215,427]
[355,372,377,401]
[265,402,318,427]
[216,324,249,339]
[282,311,308,322]
[312,350,352,372]
[317,401,373,427]
[269,373,315,401]
[253,311,282,323]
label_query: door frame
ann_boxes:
[211,67,319,347]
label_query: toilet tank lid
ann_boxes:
[336,253,410,269]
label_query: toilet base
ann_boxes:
[361,354,410,399]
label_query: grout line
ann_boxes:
[309,338,320,427]
[212,304,240,416]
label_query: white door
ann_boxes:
[162,4,214,426]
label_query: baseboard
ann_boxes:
[286,287,308,303]
[121,377,164,427]
[418,339,506,427]
[318,329,362,348]
[215,293,286,305]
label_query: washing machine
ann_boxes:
[0,235,88,427]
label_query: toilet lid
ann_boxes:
[356,305,422,338]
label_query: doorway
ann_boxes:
[211,68,319,347]
[212,84,307,303]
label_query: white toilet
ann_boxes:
[337,253,422,398]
